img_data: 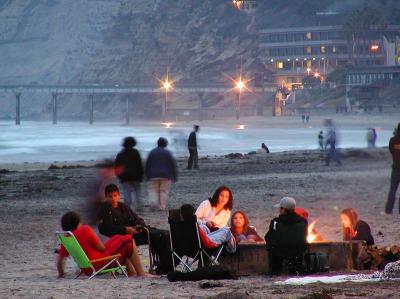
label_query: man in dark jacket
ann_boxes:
[98,184,173,274]
[187,125,199,170]
[265,197,307,275]
[385,123,400,214]
[115,136,143,210]
[145,137,177,210]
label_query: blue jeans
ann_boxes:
[122,181,141,211]
[386,169,400,214]
[199,224,236,253]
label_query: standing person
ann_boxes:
[265,197,307,275]
[145,137,177,210]
[306,115,310,123]
[187,125,200,170]
[318,131,324,150]
[366,128,374,148]
[325,121,341,166]
[301,115,305,123]
[371,128,377,148]
[385,123,400,214]
[114,137,143,211]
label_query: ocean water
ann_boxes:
[0,121,393,164]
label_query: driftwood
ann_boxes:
[357,245,400,270]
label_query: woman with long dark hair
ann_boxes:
[230,211,263,243]
[195,186,233,229]
[340,208,374,246]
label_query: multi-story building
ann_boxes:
[258,25,400,85]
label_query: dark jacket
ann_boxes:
[115,148,144,182]
[353,220,374,246]
[97,202,146,237]
[265,212,307,257]
[188,131,197,148]
[145,147,177,181]
[389,134,400,170]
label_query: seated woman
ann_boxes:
[340,208,374,246]
[181,204,236,253]
[230,211,263,243]
[56,211,149,278]
[195,186,233,230]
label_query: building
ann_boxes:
[259,25,400,86]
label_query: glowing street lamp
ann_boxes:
[370,45,380,52]
[234,76,246,120]
[314,72,320,78]
[307,68,311,75]
[159,69,173,121]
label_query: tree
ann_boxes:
[343,7,387,65]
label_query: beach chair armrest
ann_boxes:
[90,254,121,263]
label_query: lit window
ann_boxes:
[306,60,312,68]
[306,32,312,40]
[306,46,312,54]
[277,61,284,69]
[320,46,326,53]
[332,46,337,53]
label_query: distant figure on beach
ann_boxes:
[196,186,233,229]
[230,211,263,243]
[258,143,270,154]
[265,197,307,275]
[301,115,305,123]
[340,208,374,246]
[385,123,400,214]
[306,115,310,123]
[324,120,341,166]
[318,131,324,150]
[97,184,174,274]
[248,143,270,155]
[367,128,377,148]
[57,211,148,278]
[114,137,143,211]
[145,137,177,210]
[187,125,200,170]
[181,204,236,253]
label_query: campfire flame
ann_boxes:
[307,219,321,243]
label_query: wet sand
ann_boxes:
[0,147,399,298]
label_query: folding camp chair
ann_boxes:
[168,209,225,272]
[140,226,159,274]
[55,231,128,279]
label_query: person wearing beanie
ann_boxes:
[264,197,307,275]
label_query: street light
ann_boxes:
[235,77,246,120]
[307,68,311,75]
[159,69,173,121]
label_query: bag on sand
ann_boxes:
[167,265,237,282]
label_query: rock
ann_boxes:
[199,281,222,289]
[225,153,244,159]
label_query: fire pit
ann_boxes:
[220,240,366,276]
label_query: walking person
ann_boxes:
[325,121,341,166]
[385,123,400,214]
[114,137,143,211]
[187,125,200,170]
[145,137,177,210]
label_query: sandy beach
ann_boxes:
[1,144,400,298]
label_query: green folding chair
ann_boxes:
[56,231,128,279]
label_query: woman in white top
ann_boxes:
[195,186,233,229]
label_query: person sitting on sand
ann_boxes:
[57,211,148,278]
[265,197,307,275]
[195,186,233,230]
[97,184,173,274]
[257,143,270,154]
[340,208,374,246]
[181,204,236,253]
[230,211,263,243]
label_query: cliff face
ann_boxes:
[0,0,257,119]
[0,0,399,119]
